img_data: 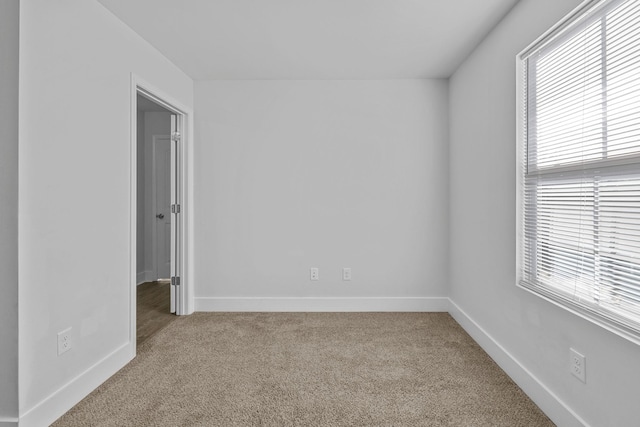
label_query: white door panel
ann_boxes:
[170,114,181,314]
[153,137,171,280]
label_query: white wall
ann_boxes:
[0,0,19,423]
[449,0,640,425]
[18,0,193,424]
[194,80,449,310]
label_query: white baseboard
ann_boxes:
[448,300,588,427]
[195,296,449,312]
[136,270,154,285]
[18,342,134,427]
[0,419,18,427]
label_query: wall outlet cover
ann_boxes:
[570,348,586,383]
[57,327,72,356]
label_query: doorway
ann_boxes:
[136,94,175,345]
[132,83,188,349]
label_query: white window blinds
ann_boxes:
[519,0,640,339]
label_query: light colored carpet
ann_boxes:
[53,313,554,426]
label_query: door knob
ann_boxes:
[156,213,164,219]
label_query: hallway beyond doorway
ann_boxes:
[137,281,176,346]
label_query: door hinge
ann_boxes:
[171,276,181,287]
[171,132,181,142]
[171,204,181,214]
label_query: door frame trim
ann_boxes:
[129,74,194,354]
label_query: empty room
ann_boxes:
[2,0,640,425]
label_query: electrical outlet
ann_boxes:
[342,267,352,281]
[310,268,319,281]
[57,327,72,356]
[570,348,586,383]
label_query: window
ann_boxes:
[518,0,640,341]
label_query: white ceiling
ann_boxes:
[98,0,519,80]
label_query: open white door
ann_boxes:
[170,114,181,314]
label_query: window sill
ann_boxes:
[517,280,640,346]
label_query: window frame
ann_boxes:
[516,0,640,345]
